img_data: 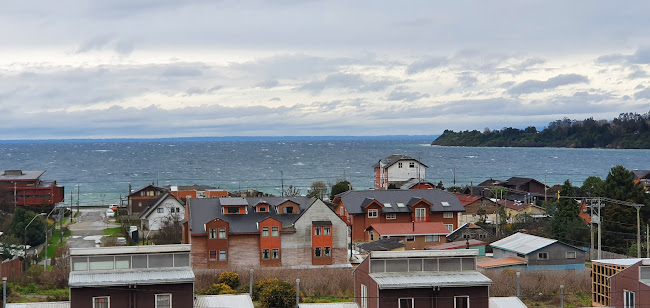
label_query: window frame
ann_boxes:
[398,162,403,168]
[409,162,415,168]
[454,295,470,308]
[624,289,635,308]
[218,228,227,239]
[445,224,454,232]
[262,227,269,237]
[157,208,165,213]
[219,250,227,261]
[314,247,322,257]
[368,209,378,218]
[155,293,172,308]
[271,226,279,237]
[208,228,217,239]
[398,297,414,308]
[386,213,396,219]
[324,246,331,257]
[227,207,239,214]
[272,248,280,259]
[323,226,331,235]
[361,284,368,308]
[314,226,321,236]
[92,296,110,308]
[415,207,426,221]
[209,250,217,261]
[405,236,415,242]
[262,249,270,260]
[443,212,454,218]
[566,251,576,259]
[425,235,440,242]
[538,252,549,260]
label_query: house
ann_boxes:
[167,184,228,199]
[68,244,194,308]
[591,258,643,307]
[138,192,186,232]
[502,177,548,195]
[357,238,406,253]
[426,239,487,257]
[605,258,650,308]
[364,222,450,249]
[633,170,650,191]
[446,223,494,243]
[183,197,349,268]
[399,178,436,190]
[354,250,492,308]
[0,170,64,207]
[471,176,549,203]
[126,184,167,216]
[454,193,498,225]
[500,200,548,223]
[486,233,586,272]
[333,189,465,242]
[373,154,428,190]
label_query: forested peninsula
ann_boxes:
[432,112,650,149]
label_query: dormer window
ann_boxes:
[284,207,294,214]
[258,206,267,213]
[409,162,415,168]
[227,207,239,214]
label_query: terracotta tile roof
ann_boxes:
[468,223,482,229]
[453,194,483,206]
[368,222,450,236]
[477,257,527,269]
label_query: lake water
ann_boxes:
[1,138,648,205]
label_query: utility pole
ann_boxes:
[280,171,284,197]
[637,206,641,258]
[77,185,80,215]
[598,197,602,260]
[647,225,649,258]
[590,199,594,260]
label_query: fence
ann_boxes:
[588,248,633,260]
[0,257,23,280]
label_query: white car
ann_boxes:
[105,209,115,218]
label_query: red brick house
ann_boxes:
[364,222,449,250]
[608,259,650,308]
[183,197,349,268]
[373,155,428,190]
[167,184,228,199]
[0,170,64,207]
[332,190,465,242]
[354,250,492,308]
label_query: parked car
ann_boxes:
[105,209,115,218]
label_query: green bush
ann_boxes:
[205,283,235,295]
[258,279,300,308]
[218,271,240,289]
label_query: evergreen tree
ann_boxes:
[330,181,352,200]
[551,180,589,247]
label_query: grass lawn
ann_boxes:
[104,226,123,237]
[41,228,71,259]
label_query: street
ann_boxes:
[67,208,115,248]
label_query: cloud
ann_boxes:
[184,86,222,96]
[507,74,589,95]
[406,57,447,75]
[297,73,396,94]
[457,72,478,87]
[597,48,650,64]
[634,88,650,100]
[386,89,430,102]
[255,80,280,88]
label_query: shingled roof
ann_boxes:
[337,189,464,215]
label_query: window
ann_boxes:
[409,162,415,168]
[258,206,267,212]
[272,227,279,236]
[324,226,331,235]
[170,207,175,213]
[406,236,415,242]
[361,284,368,308]
[324,247,331,257]
[209,250,217,261]
[463,234,471,239]
[315,247,322,257]
[441,201,450,207]
[218,228,227,239]
[369,231,374,241]
[157,208,164,213]
[398,162,403,168]
[262,249,270,259]
[227,207,239,214]
[175,207,180,213]
[209,228,217,239]
[566,251,576,259]
[314,227,321,236]
[272,249,280,259]
[624,290,635,308]
[425,235,440,242]
[368,209,378,218]
[155,294,171,308]
[219,250,227,261]
[284,206,294,214]
[454,296,469,308]
[443,212,454,218]
[479,234,486,239]
[386,213,396,219]
[415,208,426,221]
[445,224,454,232]
[339,206,344,216]
[538,252,549,260]
[399,298,414,308]
[262,227,269,237]
[93,296,110,308]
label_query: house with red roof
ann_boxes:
[365,222,450,250]
[454,193,498,225]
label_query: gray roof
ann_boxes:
[69,267,195,287]
[633,170,650,179]
[189,197,316,235]
[7,303,70,308]
[195,294,254,308]
[220,197,249,206]
[369,271,492,289]
[128,184,167,197]
[138,192,185,219]
[372,154,428,169]
[489,297,528,308]
[490,233,557,255]
[337,189,464,214]
[0,170,45,181]
[399,178,436,189]
[358,238,406,253]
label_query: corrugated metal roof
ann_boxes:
[70,244,191,256]
[69,268,194,287]
[489,297,528,308]
[195,294,254,308]
[490,233,556,255]
[0,170,45,180]
[7,303,70,308]
[592,258,642,266]
[370,271,492,289]
[477,257,527,269]
[370,250,478,259]
[219,197,249,206]
[300,303,360,308]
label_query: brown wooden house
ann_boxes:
[126,184,167,216]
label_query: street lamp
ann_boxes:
[43,206,59,271]
[23,213,45,259]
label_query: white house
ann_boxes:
[139,192,185,231]
[373,154,428,189]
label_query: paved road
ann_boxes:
[67,208,117,248]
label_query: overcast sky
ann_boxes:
[2,1,650,139]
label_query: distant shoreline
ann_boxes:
[0,135,440,143]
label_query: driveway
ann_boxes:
[67,208,117,248]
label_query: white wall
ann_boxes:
[143,198,185,231]
[386,160,426,182]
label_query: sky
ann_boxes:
[2,1,650,139]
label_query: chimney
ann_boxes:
[412,221,415,231]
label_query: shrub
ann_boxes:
[258,279,299,308]
[218,271,240,289]
[205,283,236,295]
[252,278,281,301]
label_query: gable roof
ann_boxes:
[633,170,650,180]
[128,184,167,197]
[138,192,185,219]
[367,222,449,236]
[357,238,406,253]
[337,189,464,214]
[372,154,429,169]
[188,196,316,235]
[452,194,484,206]
[399,179,436,190]
[490,233,560,255]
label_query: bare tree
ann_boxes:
[282,185,302,197]
[307,181,328,199]
[152,213,183,244]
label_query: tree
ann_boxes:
[205,283,235,295]
[8,208,46,247]
[152,213,182,245]
[330,181,351,200]
[580,176,604,197]
[306,181,328,199]
[551,180,589,247]
[218,272,240,289]
[436,181,445,190]
[282,185,301,197]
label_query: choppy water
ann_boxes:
[1,138,648,205]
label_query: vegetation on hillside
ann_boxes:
[433,112,650,148]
